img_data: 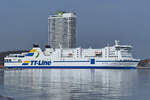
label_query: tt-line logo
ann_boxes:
[30,60,51,65]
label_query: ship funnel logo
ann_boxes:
[26,49,40,58]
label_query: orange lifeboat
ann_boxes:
[95,51,102,54]
[68,53,73,56]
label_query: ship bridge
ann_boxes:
[114,40,132,50]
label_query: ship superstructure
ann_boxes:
[4,41,139,69]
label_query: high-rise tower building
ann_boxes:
[48,11,76,48]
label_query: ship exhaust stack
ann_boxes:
[33,44,39,48]
[45,45,51,48]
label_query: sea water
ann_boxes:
[0,69,150,100]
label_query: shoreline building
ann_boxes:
[48,11,76,48]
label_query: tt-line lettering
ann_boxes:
[30,60,51,65]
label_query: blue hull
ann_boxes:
[5,66,136,69]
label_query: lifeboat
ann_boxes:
[95,51,102,54]
[68,53,73,56]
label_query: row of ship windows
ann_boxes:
[108,56,118,57]
[106,55,131,57]
[5,59,22,63]
[61,55,102,58]
[8,55,25,57]
[5,59,11,62]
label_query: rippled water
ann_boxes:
[0,69,150,100]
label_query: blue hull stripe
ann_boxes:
[54,61,89,62]
[5,66,136,69]
[96,61,139,62]
[53,60,139,63]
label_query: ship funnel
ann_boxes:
[45,45,51,48]
[33,44,39,48]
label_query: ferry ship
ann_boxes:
[4,40,139,69]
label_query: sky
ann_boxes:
[0,0,149,59]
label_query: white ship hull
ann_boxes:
[4,41,140,69]
[5,60,139,69]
